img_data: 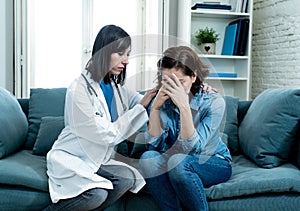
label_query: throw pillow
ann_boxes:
[0,88,28,158]
[25,88,66,149]
[32,116,65,156]
[239,88,300,168]
[223,96,239,155]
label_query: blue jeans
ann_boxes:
[44,165,135,211]
[139,151,232,211]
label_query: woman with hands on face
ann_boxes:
[139,46,232,211]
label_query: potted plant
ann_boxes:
[194,27,219,54]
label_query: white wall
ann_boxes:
[0,0,13,93]
[252,0,300,98]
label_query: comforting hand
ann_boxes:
[202,82,218,93]
[140,88,157,108]
[161,74,189,110]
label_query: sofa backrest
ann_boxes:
[17,92,249,157]
[16,89,300,170]
[18,98,29,118]
[237,100,252,125]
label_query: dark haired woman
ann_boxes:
[44,25,157,210]
[139,46,232,211]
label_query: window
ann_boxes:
[16,0,164,97]
[27,0,82,89]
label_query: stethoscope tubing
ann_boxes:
[81,73,127,114]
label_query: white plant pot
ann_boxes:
[199,43,216,54]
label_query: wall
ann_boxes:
[0,0,13,92]
[252,0,300,98]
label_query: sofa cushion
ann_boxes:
[0,88,28,158]
[25,88,66,149]
[239,88,300,168]
[0,150,48,192]
[205,155,300,200]
[33,116,65,156]
[0,187,51,211]
[223,96,239,155]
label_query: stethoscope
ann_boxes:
[81,73,127,115]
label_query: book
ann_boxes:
[208,72,238,77]
[221,22,238,55]
[242,0,248,13]
[230,0,243,12]
[191,3,231,10]
[234,18,249,56]
[221,18,249,56]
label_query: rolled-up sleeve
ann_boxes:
[177,130,201,154]
[145,130,169,152]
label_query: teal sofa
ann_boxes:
[0,87,299,211]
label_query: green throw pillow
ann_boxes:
[32,116,65,156]
[25,88,66,149]
[239,88,300,168]
[0,88,28,158]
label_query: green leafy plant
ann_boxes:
[194,27,220,45]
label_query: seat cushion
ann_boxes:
[25,88,66,149]
[0,88,28,158]
[239,88,300,168]
[0,186,51,211]
[0,150,48,192]
[205,155,300,200]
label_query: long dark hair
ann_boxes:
[85,24,131,85]
[157,46,209,95]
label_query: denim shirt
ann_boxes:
[145,91,232,162]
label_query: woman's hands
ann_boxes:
[139,88,157,108]
[158,73,195,139]
[152,74,216,111]
[151,87,169,111]
[160,73,190,111]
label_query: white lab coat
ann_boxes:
[46,69,148,203]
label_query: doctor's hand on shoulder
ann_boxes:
[139,88,157,108]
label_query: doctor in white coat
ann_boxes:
[44,25,157,211]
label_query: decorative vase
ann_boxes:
[199,43,216,54]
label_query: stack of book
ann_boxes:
[191,1,232,11]
[221,18,249,56]
[191,1,248,13]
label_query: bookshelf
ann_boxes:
[177,0,253,100]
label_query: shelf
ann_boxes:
[191,10,250,19]
[178,0,253,100]
[199,54,248,59]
